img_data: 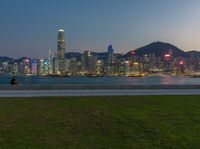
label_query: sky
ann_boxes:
[0,0,200,58]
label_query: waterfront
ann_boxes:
[1,89,200,97]
[1,75,200,85]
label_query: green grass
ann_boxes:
[0,96,200,149]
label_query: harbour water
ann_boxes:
[0,75,200,85]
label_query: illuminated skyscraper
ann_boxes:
[82,51,96,74]
[48,50,54,75]
[57,29,66,75]
[31,59,37,75]
[163,49,173,74]
[107,45,114,65]
[39,59,49,75]
[12,62,19,75]
[23,59,30,75]
[106,45,115,75]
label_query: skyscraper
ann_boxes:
[56,29,66,75]
[82,51,96,74]
[48,50,54,75]
[106,45,115,75]
[107,45,114,65]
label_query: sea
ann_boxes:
[0,75,200,85]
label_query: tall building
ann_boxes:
[57,29,66,75]
[2,61,9,74]
[69,57,78,75]
[31,59,37,75]
[82,51,96,74]
[107,45,114,65]
[48,50,54,75]
[106,45,115,75]
[38,59,49,75]
[12,62,19,75]
[23,59,30,75]
[163,49,173,74]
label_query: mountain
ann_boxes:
[187,51,200,57]
[93,52,107,60]
[15,57,30,63]
[65,52,82,61]
[131,41,188,58]
[0,56,14,62]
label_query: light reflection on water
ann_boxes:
[0,75,200,85]
[159,76,186,85]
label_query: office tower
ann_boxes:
[12,62,19,75]
[39,59,49,75]
[38,59,44,75]
[23,59,30,75]
[82,51,96,74]
[107,45,114,65]
[19,62,24,75]
[96,60,104,75]
[31,59,37,75]
[69,57,78,75]
[128,50,140,76]
[143,54,150,71]
[48,50,54,75]
[2,61,9,74]
[43,59,49,75]
[163,49,173,74]
[124,60,130,75]
[106,45,115,75]
[57,29,66,75]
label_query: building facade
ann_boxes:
[56,29,66,75]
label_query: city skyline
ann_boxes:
[1,0,200,58]
[1,38,200,77]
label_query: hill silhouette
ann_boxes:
[134,41,188,58]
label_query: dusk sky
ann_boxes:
[1,0,200,58]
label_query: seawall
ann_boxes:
[1,84,200,90]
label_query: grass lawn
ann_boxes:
[0,95,200,149]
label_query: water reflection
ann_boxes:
[160,76,186,85]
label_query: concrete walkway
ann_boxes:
[0,89,200,97]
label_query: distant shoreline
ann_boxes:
[1,84,200,90]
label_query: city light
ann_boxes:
[164,54,171,58]
[97,60,102,64]
[179,60,184,65]
[133,62,139,65]
[130,50,136,55]
[58,29,64,32]
[1,29,199,77]
[125,61,129,64]
[25,59,29,62]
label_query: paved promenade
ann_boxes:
[1,84,200,90]
[0,89,200,97]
